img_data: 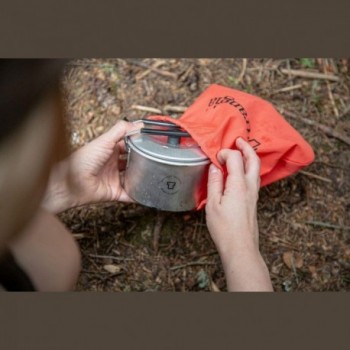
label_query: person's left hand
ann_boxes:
[42,120,142,213]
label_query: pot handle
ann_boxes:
[124,130,141,170]
[125,119,190,146]
[140,128,190,146]
[140,119,181,128]
[124,128,140,152]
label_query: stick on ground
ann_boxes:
[280,68,340,82]
[131,105,162,114]
[299,170,332,183]
[281,109,350,146]
[305,221,350,231]
[170,261,217,271]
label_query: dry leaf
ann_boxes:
[271,263,282,274]
[308,266,317,278]
[183,214,191,221]
[344,248,350,259]
[95,126,105,133]
[110,105,121,115]
[308,266,316,273]
[211,280,221,292]
[103,264,121,274]
[198,59,211,66]
[283,252,303,270]
[96,71,106,81]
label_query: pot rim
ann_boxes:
[125,132,211,166]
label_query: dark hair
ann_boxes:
[0,59,67,143]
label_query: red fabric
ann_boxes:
[147,84,315,209]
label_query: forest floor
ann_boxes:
[60,58,350,291]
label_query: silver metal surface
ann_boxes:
[123,131,210,212]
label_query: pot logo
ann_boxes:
[167,182,176,190]
[159,176,181,195]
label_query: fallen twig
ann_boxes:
[280,68,340,81]
[323,59,340,117]
[305,221,350,231]
[126,59,178,79]
[340,105,350,118]
[126,222,137,235]
[210,280,221,292]
[136,60,166,80]
[237,58,247,84]
[152,211,167,253]
[326,80,339,117]
[170,261,217,271]
[131,105,162,114]
[81,269,124,276]
[281,109,350,146]
[187,250,218,259]
[89,254,135,261]
[271,84,304,95]
[69,88,94,107]
[179,64,195,83]
[299,170,332,183]
[163,105,188,113]
[72,233,85,240]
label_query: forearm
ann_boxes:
[41,160,78,214]
[9,208,81,291]
[220,248,273,292]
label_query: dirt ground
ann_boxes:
[60,58,350,291]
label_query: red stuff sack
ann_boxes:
[148,84,315,208]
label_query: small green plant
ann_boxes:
[227,75,239,87]
[102,63,118,77]
[196,269,210,289]
[300,58,315,69]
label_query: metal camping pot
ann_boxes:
[123,119,210,212]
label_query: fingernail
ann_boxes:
[210,164,219,173]
[236,137,243,146]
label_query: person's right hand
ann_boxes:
[42,120,142,214]
[205,137,273,291]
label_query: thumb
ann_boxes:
[104,120,142,144]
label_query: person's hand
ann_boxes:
[206,137,260,255]
[206,137,273,291]
[42,121,142,213]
